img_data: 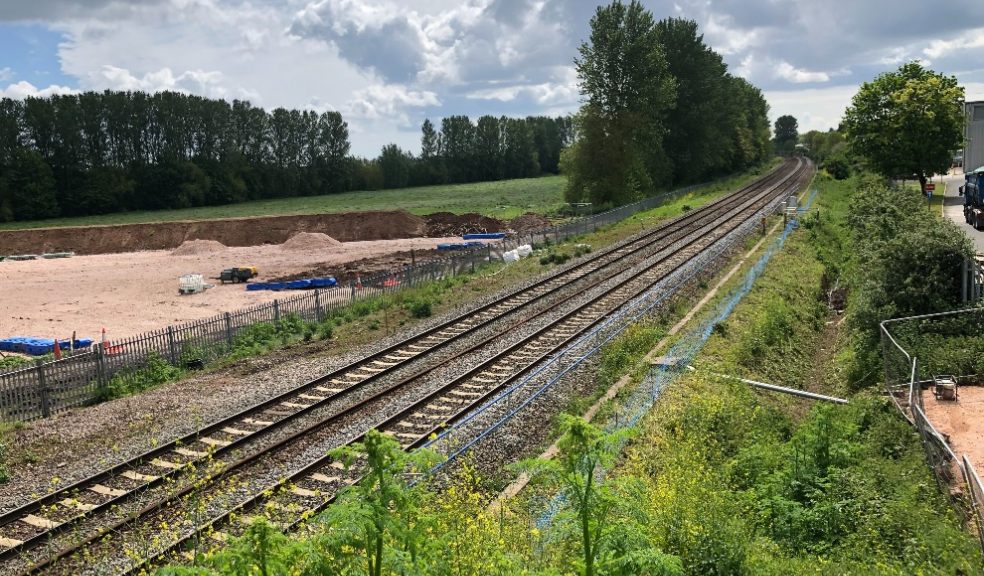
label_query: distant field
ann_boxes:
[0,175,567,231]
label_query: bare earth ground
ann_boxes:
[0,236,472,341]
[922,385,984,472]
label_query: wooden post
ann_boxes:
[314,290,323,322]
[167,326,178,365]
[225,312,233,345]
[36,360,50,418]
[273,299,280,324]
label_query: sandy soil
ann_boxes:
[921,384,984,471]
[0,236,472,341]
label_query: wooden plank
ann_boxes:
[21,514,60,529]
[60,498,97,512]
[121,470,159,482]
[89,484,126,497]
[309,473,339,484]
[199,437,231,447]
[174,447,208,458]
[291,487,318,498]
[150,459,184,470]
[0,536,24,548]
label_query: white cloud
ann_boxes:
[0,80,78,99]
[347,84,440,124]
[93,65,228,98]
[765,85,858,133]
[775,61,830,84]
[924,28,984,60]
[0,68,12,82]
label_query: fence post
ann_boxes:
[273,299,280,324]
[36,359,50,418]
[167,326,178,365]
[314,290,323,322]
[225,312,233,345]
[95,344,107,393]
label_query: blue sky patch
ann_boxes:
[0,23,72,87]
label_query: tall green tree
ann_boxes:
[773,114,799,154]
[566,0,676,206]
[844,62,964,190]
[654,17,729,183]
[378,143,411,189]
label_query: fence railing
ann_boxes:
[880,309,984,552]
[0,177,724,422]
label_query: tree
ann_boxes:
[654,17,730,183]
[0,149,59,221]
[773,114,799,154]
[844,62,964,190]
[566,0,676,206]
[378,144,411,189]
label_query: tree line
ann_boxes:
[353,115,574,192]
[0,91,573,222]
[565,6,773,207]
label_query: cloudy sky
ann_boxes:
[2,0,984,156]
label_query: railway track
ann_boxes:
[5,158,810,574]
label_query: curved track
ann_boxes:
[6,158,812,574]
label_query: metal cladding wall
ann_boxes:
[966,101,984,172]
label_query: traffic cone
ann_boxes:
[53,338,61,360]
[355,273,363,289]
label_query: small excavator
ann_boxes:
[218,266,259,284]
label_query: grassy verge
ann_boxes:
[0,176,567,230]
[603,174,983,574]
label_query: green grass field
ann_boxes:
[0,175,567,231]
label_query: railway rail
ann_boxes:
[5,158,811,574]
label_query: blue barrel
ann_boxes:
[286,279,311,290]
[246,283,268,291]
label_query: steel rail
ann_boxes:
[0,161,795,562]
[103,159,812,576]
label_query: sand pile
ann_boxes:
[171,239,228,256]
[280,232,343,251]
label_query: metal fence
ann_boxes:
[880,308,984,551]
[0,178,720,422]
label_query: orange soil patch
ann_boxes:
[921,385,984,472]
[0,236,475,341]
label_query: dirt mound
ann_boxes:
[508,212,551,233]
[425,212,504,237]
[171,239,227,256]
[0,210,428,256]
[280,232,342,251]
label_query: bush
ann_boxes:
[407,299,433,318]
[100,353,183,401]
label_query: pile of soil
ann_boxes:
[280,232,342,251]
[508,212,551,233]
[171,239,227,256]
[425,212,504,237]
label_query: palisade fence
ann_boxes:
[881,309,984,552]
[0,179,719,422]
